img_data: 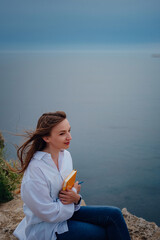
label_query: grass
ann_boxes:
[0,132,22,203]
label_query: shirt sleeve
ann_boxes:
[71,187,82,211]
[21,170,75,223]
[74,195,82,211]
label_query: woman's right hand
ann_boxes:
[73,181,81,194]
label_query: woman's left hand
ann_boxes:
[59,189,81,205]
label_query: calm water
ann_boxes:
[0,49,160,225]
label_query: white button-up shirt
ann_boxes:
[13,150,81,240]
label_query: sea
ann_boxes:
[0,47,160,226]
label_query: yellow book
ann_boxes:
[62,169,77,191]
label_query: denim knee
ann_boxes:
[109,207,123,220]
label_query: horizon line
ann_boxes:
[0,43,160,53]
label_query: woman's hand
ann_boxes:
[73,181,81,194]
[59,189,81,205]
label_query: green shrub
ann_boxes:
[0,132,22,203]
[0,162,14,202]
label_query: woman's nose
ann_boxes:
[67,132,72,140]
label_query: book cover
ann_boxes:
[62,169,77,191]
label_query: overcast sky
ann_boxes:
[0,0,160,50]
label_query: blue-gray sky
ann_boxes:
[0,0,160,50]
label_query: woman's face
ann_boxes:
[44,119,72,151]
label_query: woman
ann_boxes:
[14,111,131,240]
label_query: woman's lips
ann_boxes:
[64,142,70,145]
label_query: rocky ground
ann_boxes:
[122,208,160,240]
[0,194,160,240]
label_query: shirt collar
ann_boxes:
[32,150,65,171]
[33,151,51,160]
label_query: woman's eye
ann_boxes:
[59,133,64,135]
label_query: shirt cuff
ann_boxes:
[74,195,82,211]
[71,187,77,193]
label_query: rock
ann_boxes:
[0,195,24,240]
[122,208,160,240]
[0,195,160,240]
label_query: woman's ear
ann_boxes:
[42,136,50,143]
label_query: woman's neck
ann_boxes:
[43,147,60,168]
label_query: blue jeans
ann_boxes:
[56,206,131,240]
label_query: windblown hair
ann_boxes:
[17,111,66,173]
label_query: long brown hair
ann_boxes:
[17,111,66,173]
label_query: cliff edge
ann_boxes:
[0,194,160,240]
